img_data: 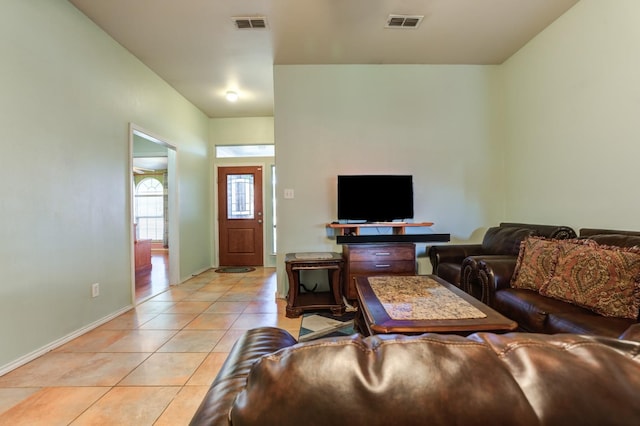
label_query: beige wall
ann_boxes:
[502,0,640,230]
[0,1,210,371]
[209,117,274,144]
[273,65,505,296]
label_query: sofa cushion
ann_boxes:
[230,333,542,425]
[494,288,636,337]
[546,309,635,338]
[511,236,558,291]
[539,240,640,319]
[493,288,550,332]
[482,226,538,256]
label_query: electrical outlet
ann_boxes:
[91,283,100,298]
[284,188,294,199]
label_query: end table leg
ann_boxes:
[330,306,345,316]
[286,305,303,318]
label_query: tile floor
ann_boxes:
[0,267,301,425]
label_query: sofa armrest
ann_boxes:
[428,244,484,273]
[462,255,518,301]
[190,327,298,426]
[477,257,518,306]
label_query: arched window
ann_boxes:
[135,177,164,241]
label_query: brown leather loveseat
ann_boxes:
[190,326,640,426]
[427,222,576,297]
[476,228,640,337]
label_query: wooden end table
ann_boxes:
[355,275,517,335]
[285,252,346,318]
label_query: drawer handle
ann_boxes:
[375,264,391,268]
[374,252,391,256]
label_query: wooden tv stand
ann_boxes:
[327,222,438,302]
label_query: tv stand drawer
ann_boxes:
[342,243,416,300]
[349,260,415,274]
[347,245,415,262]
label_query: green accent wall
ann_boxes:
[0,0,211,370]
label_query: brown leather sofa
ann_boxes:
[427,222,576,297]
[476,228,640,337]
[190,326,640,426]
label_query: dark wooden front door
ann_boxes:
[217,166,264,266]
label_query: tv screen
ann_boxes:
[337,175,414,222]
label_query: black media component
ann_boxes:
[336,234,450,244]
[337,175,413,223]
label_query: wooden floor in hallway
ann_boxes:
[136,250,170,301]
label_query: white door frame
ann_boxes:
[214,161,268,267]
[128,123,180,303]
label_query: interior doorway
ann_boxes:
[217,165,264,266]
[130,124,179,303]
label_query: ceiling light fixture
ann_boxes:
[226,91,239,102]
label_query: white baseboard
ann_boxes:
[180,266,214,283]
[0,305,134,377]
[3,265,220,376]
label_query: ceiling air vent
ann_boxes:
[385,14,424,29]
[232,16,268,30]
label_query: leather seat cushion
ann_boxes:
[546,310,634,337]
[495,288,635,336]
[494,288,549,331]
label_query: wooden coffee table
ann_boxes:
[355,275,517,336]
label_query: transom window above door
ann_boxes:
[215,144,274,158]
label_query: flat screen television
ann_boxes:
[337,175,414,222]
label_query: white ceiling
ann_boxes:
[133,157,168,174]
[68,0,579,119]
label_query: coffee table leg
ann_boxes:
[352,303,368,336]
[354,308,363,334]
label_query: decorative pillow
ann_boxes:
[511,236,559,291]
[539,240,640,319]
